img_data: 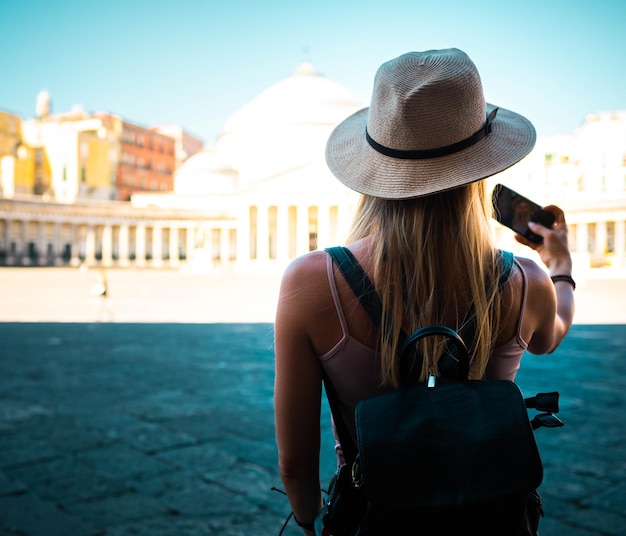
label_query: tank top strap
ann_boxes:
[322,251,350,355]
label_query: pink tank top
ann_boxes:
[320,252,529,453]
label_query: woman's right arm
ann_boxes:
[516,205,575,354]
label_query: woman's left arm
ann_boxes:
[274,255,326,531]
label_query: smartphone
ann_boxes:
[492,184,555,244]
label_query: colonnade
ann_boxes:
[4,198,622,271]
[0,217,231,268]
[240,202,349,266]
[0,199,353,272]
[569,219,626,267]
[494,217,626,269]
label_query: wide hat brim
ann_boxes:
[325,103,536,199]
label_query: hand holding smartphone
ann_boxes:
[492,184,555,244]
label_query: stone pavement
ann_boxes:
[0,266,624,324]
[0,322,625,535]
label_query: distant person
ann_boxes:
[92,268,112,321]
[274,48,575,533]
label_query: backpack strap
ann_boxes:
[457,249,514,346]
[327,247,513,322]
[458,249,514,333]
[325,246,413,350]
[325,246,383,328]
[498,250,515,289]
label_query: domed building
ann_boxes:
[174,147,238,197]
[218,61,361,186]
[2,63,625,274]
[132,61,363,272]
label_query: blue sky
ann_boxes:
[1,0,624,144]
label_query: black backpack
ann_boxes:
[316,246,563,536]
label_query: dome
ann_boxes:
[174,147,238,196]
[220,61,359,134]
[217,62,362,184]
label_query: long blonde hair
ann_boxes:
[347,181,502,386]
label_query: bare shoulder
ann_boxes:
[280,250,328,291]
[514,256,553,290]
[277,251,331,318]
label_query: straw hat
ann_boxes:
[325,49,536,199]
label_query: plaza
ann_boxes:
[0,267,625,535]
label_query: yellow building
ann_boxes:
[0,110,36,197]
[13,91,193,204]
[0,110,21,157]
[21,104,118,202]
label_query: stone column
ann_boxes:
[53,221,62,265]
[237,206,251,266]
[276,205,289,262]
[186,225,195,263]
[85,224,96,266]
[328,205,336,246]
[37,220,46,265]
[596,221,607,258]
[118,224,130,266]
[337,204,351,245]
[20,219,29,265]
[4,217,14,265]
[297,204,309,256]
[152,225,163,267]
[135,224,146,267]
[256,205,269,262]
[317,204,330,250]
[169,225,179,267]
[220,227,230,265]
[577,223,588,255]
[102,225,113,266]
[576,222,590,269]
[70,224,80,266]
[615,220,625,269]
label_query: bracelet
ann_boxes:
[294,515,315,531]
[550,274,576,290]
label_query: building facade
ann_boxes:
[0,196,229,268]
[0,110,33,198]
[492,111,626,271]
[3,92,201,204]
[0,65,625,274]
[152,124,204,171]
[112,115,177,201]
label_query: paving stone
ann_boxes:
[130,469,207,498]
[156,443,238,474]
[158,414,230,443]
[9,414,112,453]
[0,470,26,496]
[76,443,175,480]
[0,435,59,470]
[587,481,626,513]
[104,515,210,536]
[4,456,132,506]
[64,492,170,531]
[158,480,259,517]
[0,322,624,535]
[0,492,98,536]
